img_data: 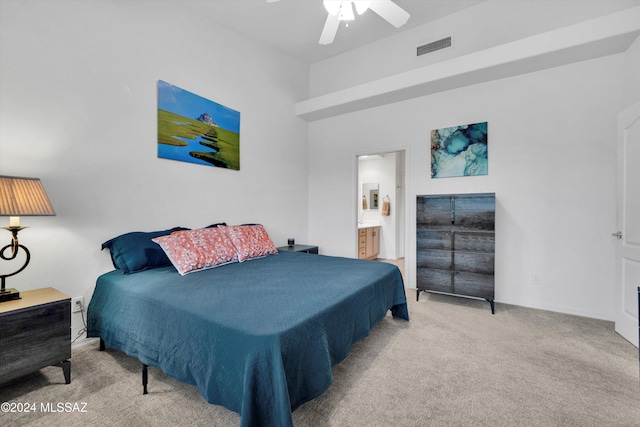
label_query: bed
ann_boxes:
[87,225,408,427]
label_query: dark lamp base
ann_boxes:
[0,288,21,302]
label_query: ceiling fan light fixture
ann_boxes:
[323,0,341,16]
[353,1,371,15]
[324,1,358,21]
[315,0,410,45]
[338,1,355,21]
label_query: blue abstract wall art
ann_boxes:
[431,121,488,178]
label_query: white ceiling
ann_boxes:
[182,0,485,64]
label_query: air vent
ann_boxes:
[417,37,452,56]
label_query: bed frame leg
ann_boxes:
[142,363,148,395]
[100,338,149,394]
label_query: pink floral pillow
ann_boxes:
[152,227,238,275]
[221,225,278,262]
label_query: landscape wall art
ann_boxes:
[431,121,488,178]
[158,80,240,170]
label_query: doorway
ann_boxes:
[356,150,407,277]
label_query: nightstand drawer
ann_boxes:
[0,301,69,339]
[0,288,71,384]
[0,324,71,382]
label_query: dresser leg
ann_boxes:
[99,338,105,351]
[485,298,495,314]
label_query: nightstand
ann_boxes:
[0,287,71,384]
[277,244,319,254]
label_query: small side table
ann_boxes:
[277,244,319,254]
[0,287,71,384]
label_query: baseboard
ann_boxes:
[72,336,99,350]
[412,289,615,322]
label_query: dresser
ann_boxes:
[358,226,380,260]
[0,287,71,384]
[416,193,495,313]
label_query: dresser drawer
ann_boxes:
[417,267,453,293]
[417,230,451,250]
[454,231,494,252]
[417,249,452,270]
[454,271,494,299]
[453,196,495,231]
[416,197,452,229]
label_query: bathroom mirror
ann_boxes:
[362,183,379,210]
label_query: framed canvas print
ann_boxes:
[431,121,487,178]
[158,80,240,170]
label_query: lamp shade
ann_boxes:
[0,176,56,217]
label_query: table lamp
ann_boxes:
[0,176,56,302]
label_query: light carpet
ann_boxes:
[2,293,639,426]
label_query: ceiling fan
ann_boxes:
[266,0,410,45]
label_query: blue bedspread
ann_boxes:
[87,251,408,427]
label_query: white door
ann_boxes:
[615,101,640,347]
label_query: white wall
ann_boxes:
[309,52,628,320]
[623,34,640,107]
[0,0,309,340]
[310,0,640,97]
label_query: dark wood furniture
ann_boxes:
[416,193,496,313]
[0,287,71,384]
[277,244,319,254]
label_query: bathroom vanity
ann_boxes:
[358,225,380,260]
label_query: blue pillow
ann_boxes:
[206,222,227,228]
[102,227,189,274]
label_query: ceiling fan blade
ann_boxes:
[265,0,280,3]
[319,13,340,45]
[368,0,410,28]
